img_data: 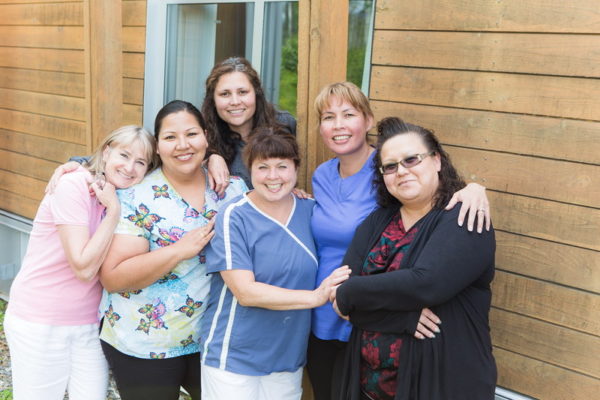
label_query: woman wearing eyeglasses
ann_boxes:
[331,117,497,400]
[307,82,492,400]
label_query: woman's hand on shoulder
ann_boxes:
[445,182,491,233]
[45,161,81,194]
[414,308,441,340]
[207,154,231,197]
[292,187,313,199]
[173,219,216,260]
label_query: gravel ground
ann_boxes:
[0,298,186,400]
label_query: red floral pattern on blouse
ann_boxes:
[359,212,418,400]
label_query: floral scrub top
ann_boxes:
[99,167,247,359]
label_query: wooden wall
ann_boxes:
[0,0,144,220]
[368,1,600,398]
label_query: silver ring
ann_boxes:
[478,209,485,213]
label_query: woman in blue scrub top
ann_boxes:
[200,127,350,400]
[306,82,492,400]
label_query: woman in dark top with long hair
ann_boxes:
[332,117,497,400]
[202,56,296,191]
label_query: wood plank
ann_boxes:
[0,129,85,163]
[372,30,600,78]
[0,47,84,73]
[123,52,144,78]
[0,0,74,3]
[0,149,59,181]
[492,271,600,334]
[375,0,600,33]
[123,78,143,105]
[489,191,600,251]
[302,0,349,190]
[0,88,85,121]
[494,348,599,400]
[0,2,82,25]
[295,0,310,191]
[0,109,85,145]
[87,0,123,148]
[370,101,600,165]
[0,26,83,49]
[446,147,600,208]
[0,188,39,220]
[123,104,142,126]
[370,66,600,121]
[490,309,600,378]
[0,68,84,98]
[123,26,145,53]
[0,170,45,202]
[496,231,600,293]
[123,0,146,26]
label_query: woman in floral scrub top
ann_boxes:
[98,100,246,400]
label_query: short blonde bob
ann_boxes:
[85,125,157,177]
[314,81,374,124]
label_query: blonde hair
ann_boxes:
[85,125,157,177]
[314,81,374,123]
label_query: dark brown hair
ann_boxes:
[243,126,300,170]
[202,57,280,165]
[154,100,206,140]
[373,117,465,208]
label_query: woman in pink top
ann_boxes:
[5,125,156,400]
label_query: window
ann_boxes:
[347,0,375,93]
[144,0,298,129]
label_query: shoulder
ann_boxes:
[358,206,397,232]
[116,168,162,203]
[57,167,91,188]
[296,197,316,211]
[274,109,297,134]
[313,158,337,180]
[218,194,250,221]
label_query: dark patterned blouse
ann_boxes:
[359,212,418,400]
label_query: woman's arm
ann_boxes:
[219,265,350,310]
[206,154,231,196]
[336,211,495,315]
[99,220,215,292]
[445,182,491,233]
[46,161,84,194]
[57,180,120,282]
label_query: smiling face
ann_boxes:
[213,71,257,138]
[250,157,297,204]
[319,96,373,157]
[102,141,149,189]
[156,111,208,178]
[380,133,441,208]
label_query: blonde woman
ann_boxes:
[5,126,156,400]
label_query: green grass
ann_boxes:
[0,389,12,400]
[0,299,6,332]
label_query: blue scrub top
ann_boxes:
[310,151,378,341]
[201,193,318,376]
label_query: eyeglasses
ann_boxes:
[378,151,435,175]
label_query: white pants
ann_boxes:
[201,364,303,400]
[4,312,108,400]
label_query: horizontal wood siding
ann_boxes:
[0,0,144,219]
[371,1,600,398]
[122,1,145,113]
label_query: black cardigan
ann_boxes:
[336,205,497,400]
